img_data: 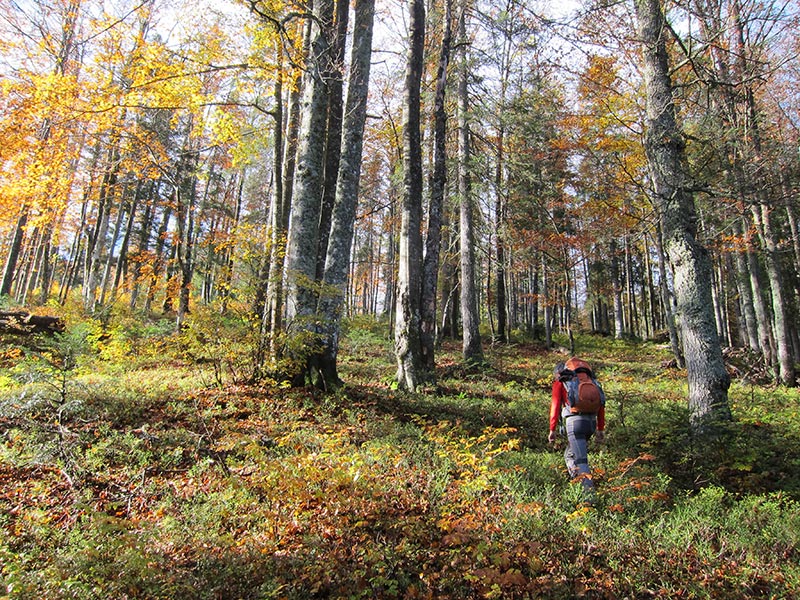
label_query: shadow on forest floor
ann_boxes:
[342,341,800,501]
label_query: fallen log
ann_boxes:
[0,311,65,335]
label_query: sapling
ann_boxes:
[5,324,93,485]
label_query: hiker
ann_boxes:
[548,358,606,492]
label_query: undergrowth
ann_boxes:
[1,315,798,599]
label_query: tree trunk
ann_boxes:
[317,0,376,387]
[784,182,800,324]
[395,0,426,391]
[610,240,625,339]
[284,0,334,330]
[743,215,776,366]
[786,188,800,288]
[439,225,458,340]
[253,60,284,327]
[130,182,157,310]
[543,255,552,348]
[268,42,304,352]
[112,181,141,302]
[421,0,452,374]
[99,185,129,307]
[732,219,760,351]
[285,0,334,360]
[752,203,796,386]
[494,137,507,344]
[145,205,172,314]
[17,226,41,306]
[709,249,726,346]
[457,0,483,364]
[1,208,29,298]
[383,183,398,324]
[634,0,730,429]
[624,233,638,336]
[175,152,199,330]
[59,209,84,305]
[315,0,350,282]
[643,231,657,339]
[84,139,121,312]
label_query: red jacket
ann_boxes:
[549,380,605,432]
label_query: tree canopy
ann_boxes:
[1,0,798,394]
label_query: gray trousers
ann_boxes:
[563,414,597,491]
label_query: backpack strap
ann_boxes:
[558,368,575,382]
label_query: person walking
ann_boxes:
[548,358,606,494]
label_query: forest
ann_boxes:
[1,0,799,597]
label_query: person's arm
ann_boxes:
[548,381,562,442]
[595,404,606,443]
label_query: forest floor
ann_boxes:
[1,314,799,599]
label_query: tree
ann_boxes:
[456,0,483,364]
[281,0,336,382]
[315,0,351,282]
[0,0,82,301]
[317,0,377,386]
[421,0,453,373]
[634,0,731,429]
[395,0,426,391]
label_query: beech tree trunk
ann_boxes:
[144,205,172,314]
[744,215,776,366]
[655,221,684,367]
[1,209,29,298]
[99,186,129,307]
[284,0,334,328]
[395,0,426,391]
[634,0,730,429]
[112,182,141,302]
[175,151,199,330]
[130,183,157,310]
[752,203,796,386]
[315,0,350,282]
[457,0,483,364]
[610,240,624,339]
[84,139,120,312]
[542,255,552,348]
[268,42,305,352]
[317,0,376,387]
[253,53,285,335]
[421,0,452,374]
[732,219,760,352]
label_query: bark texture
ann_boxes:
[315,0,350,282]
[457,1,483,364]
[317,0,376,387]
[421,0,452,374]
[395,0,426,391]
[284,0,335,325]
[635,0,730,428]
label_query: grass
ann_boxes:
[1,317,799,599]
